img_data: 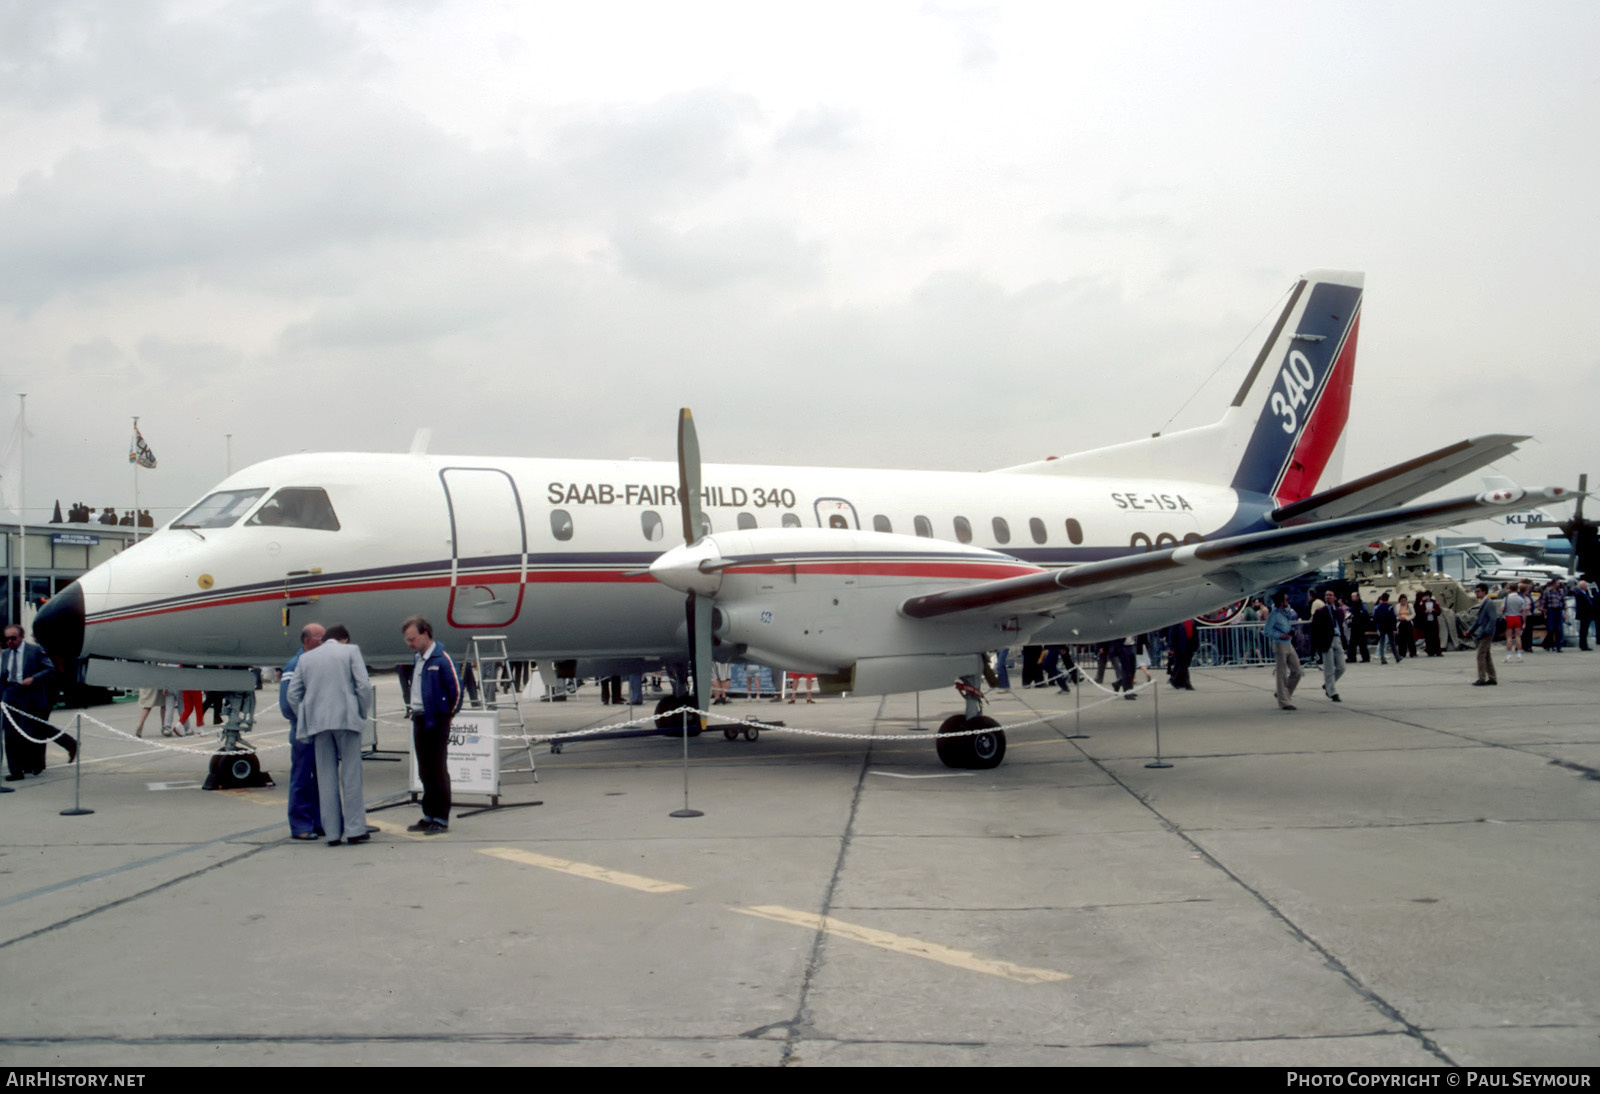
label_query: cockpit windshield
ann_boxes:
[173,489,267,529]
[246,487,341,531]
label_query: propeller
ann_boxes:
[1529,473,1595,577]
[676,408,714,733]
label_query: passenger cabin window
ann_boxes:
[737,512,757,530]
[642,510,664,542]
[914,515,933,538]
[698,513,713,537]
[782,513,801,528]
[828,514,849,530]
[873,515,892,534]
[245,487,340,531]
[1029,517,1047,544]
[551,509,574,541]
[953,516,972,544]
[174,488,266,530]
[1065,518,1083,545]
[992,517,1010,544]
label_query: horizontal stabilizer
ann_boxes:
[901,485,1572,622]
[1270,434,1528,524]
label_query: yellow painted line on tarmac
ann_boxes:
[367,817,433,841]
[215,788,284,806]
[732,904,1071,984]
[478,847,690,894]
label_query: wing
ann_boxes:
[901,485,1573,622]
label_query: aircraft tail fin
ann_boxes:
[998,269,1364,506]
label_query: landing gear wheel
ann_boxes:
[935,714,1006,770]
[654,695,703,737]
[202,750,275,790]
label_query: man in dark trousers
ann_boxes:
[2,624,75,780]
[1166,619,1198,691]
[1573,580,1596,651]
[402,616,461,835]
[279,622,325,840]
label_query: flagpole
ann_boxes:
[17,394,25,628]
[132,416,140,543]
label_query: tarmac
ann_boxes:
[0,647,1596,1068]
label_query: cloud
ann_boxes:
[0,0,366,129]
[612,218,823,292]
[775,105,861,152]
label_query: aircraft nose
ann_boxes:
[34,581,84,669]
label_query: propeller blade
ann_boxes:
[677,408,704,545]
[675,408,712,733]
[691,592,713,733]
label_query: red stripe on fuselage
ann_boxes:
[729,561,1041,579]
[1275,313,1360,506]
[83,561,1038,628]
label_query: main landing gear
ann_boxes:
[654,694,704,737]
[202,691,274,790]
[935,676,1006,769]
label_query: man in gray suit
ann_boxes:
[288,623,373,846]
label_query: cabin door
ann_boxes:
[441,468,526,628]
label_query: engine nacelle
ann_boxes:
[651,527,1041,682]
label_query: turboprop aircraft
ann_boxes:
[33,269,1574,769]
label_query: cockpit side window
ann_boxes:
[245,487,341,531]
[173,489,267,530]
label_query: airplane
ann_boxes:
[33,269,1575,771]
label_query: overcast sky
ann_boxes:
[1,0,1594,533]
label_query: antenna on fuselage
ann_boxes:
[408,428,432,456]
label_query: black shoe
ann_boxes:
[1472,680,1491,686]
[1281,704,1297,711]
[62,736,77,763]
[421,821,449,835]
[346,833,371,844]
[4,773,23,782]
[1330,694,1342,703]
[406,820,433,832]
[327,839,342,847]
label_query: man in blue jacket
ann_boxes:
[402,616,460,834]
[1265,592,1304,711]
[278,623,324,840]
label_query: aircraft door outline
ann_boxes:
[441,468,527,628]
[813,497,859,529]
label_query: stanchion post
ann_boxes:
[1067,672,1088,739]
[1145,681,1172,770]
[61,712,94,815]
[670,702,704,818]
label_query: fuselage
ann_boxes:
[67,451,1274,669]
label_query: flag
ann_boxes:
[130,425,157,469]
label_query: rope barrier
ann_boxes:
[1,702,290,757]
[3,678,1153,762]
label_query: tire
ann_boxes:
[935,714,1006,769]
[723,726,739,741]
[205,750,271,789]
[654,695,702,737]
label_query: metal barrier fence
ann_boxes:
[1061,621,1309,675]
